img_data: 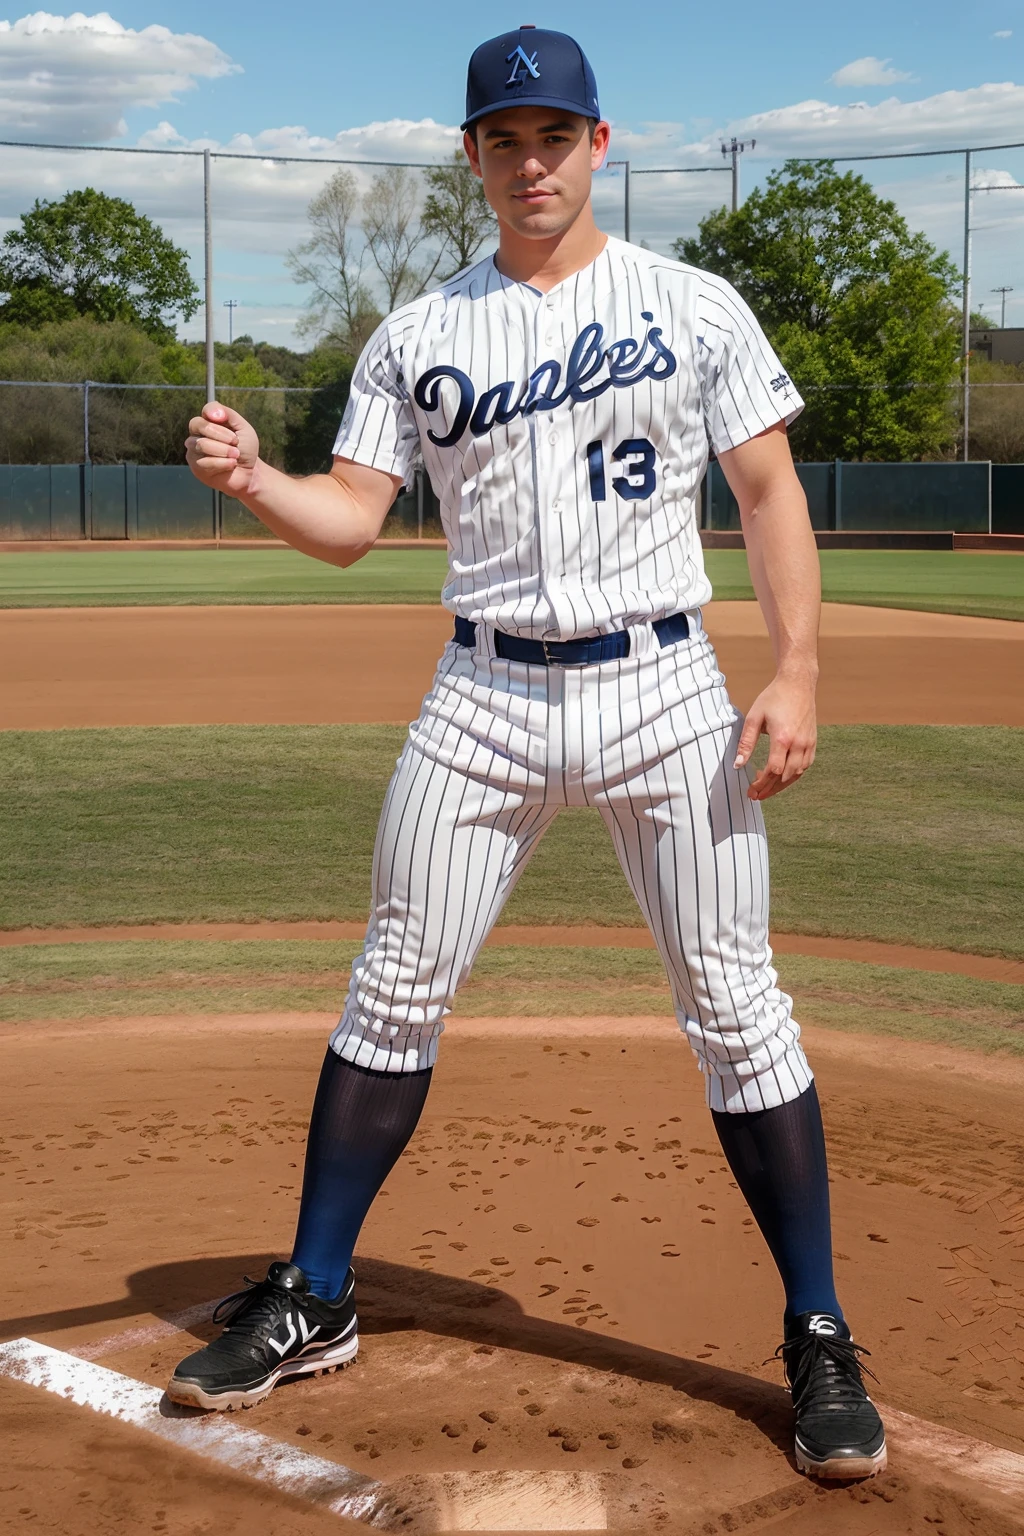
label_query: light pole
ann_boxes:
[992,286,1013,328]
[223,299,239,344]
[721,137,755,212]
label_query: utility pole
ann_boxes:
[992,286,1013,328]
[721,137,756,212]
[223,299,239,344]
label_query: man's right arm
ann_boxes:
[185,401,403,568]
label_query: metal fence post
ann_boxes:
[83,379,90,464]
[416,469,424,539]
[204,148,216,403]
[962,148,972,464]
[623,160,631,243]
[834,458,843,531]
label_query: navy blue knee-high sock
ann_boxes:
[290,1050,432,1300]
[711,1082,842,1327]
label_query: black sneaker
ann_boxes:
[166,1261,358,1411]
[778,1312,887,1479]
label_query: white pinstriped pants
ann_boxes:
[329,614,813,1113]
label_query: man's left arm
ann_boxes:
[716,420,821,801]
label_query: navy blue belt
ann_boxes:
[452,611,690,666]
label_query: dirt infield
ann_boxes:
[5,599,1023,1532]
[4,1011,1024,1533]
[3,600,1023,729]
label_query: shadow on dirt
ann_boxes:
[0,1251,793,1456]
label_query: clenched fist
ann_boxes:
[185,402,260,498]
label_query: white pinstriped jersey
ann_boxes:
[333,235,803,641]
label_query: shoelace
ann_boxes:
[771,1334,879,1412]
[212,1275,295,1330]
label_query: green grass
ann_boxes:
[0,547,1020,618]
[711,549,1024,622]
[0,547,451,607]
[1,724,1020,959]
[815,550,1024,622]
[3,940,1022,1058]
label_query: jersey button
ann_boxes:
[547,431,558,445]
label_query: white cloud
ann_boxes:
[718,81,1024,155]
[0,118,466,274]
[830,56,914,88]
[993,29,1012,39]
[0,11,238,142]
[1,68,1023,346]
[973,166,1024,189]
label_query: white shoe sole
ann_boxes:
[165,1333,359,1412]
[795,1435,887,1480]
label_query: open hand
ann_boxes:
[733,673,817,801]
[185,402,260,497]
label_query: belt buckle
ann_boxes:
[541,639,563,667]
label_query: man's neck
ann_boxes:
[493,211,608,293]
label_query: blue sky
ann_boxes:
[0,3,1021,342]
[102,0,1021,148]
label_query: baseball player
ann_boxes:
[172,27,885,1480]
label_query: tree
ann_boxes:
[287,169,382,353]
[283,346,354,475]
[0,188,199,339]
[363,165,439,308]
[421,150,497,280]
[675,161,962,460]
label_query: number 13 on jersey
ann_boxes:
[585,438,658,503]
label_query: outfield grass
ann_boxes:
[0,547,451,607]
[815,549,1023,622]
[1,724,1020,958]
[2,939,1022,1058]
[0,547,1020,619]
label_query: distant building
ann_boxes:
[970,327,1024,366]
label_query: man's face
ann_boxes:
[464,106,610,240]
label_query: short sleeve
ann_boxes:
[696,275,804,455]
[332,319,420,482]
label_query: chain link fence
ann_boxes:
[2,378,1023,470]
[0,133,1023,515]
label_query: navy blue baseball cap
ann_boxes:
[462,26,600,131]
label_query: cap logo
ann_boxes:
[505,44,540,86]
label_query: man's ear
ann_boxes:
[463,128,483,179]
[590,120,611,171]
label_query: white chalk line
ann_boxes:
[879,1403,1024,1501]
[8,1329,1024,1525]
[0,1337,385,1523]
[0,1337,610,1532]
